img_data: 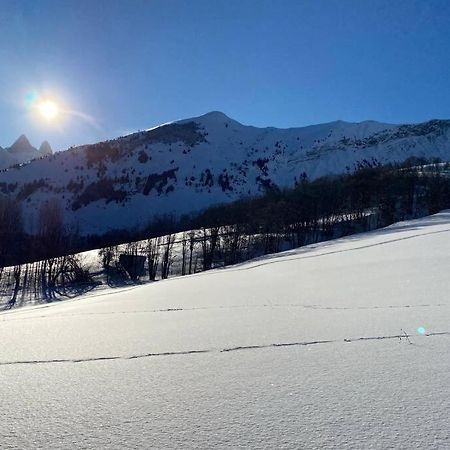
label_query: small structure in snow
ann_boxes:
[119,254,146,280]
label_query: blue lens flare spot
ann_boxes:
[417,327,426,334]
[25,92,39,107]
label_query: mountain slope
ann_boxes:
[1,211,450,448]
[1,111,449,234]
[0,135,53,170]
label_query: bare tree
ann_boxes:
[200,226,220,270]
[146,237,161,281]
[99,245,118,283]
[160,234,175,279]
[188,231,196,274]
[181,232,188,275]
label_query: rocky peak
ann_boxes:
[8,134,36,154]
[39,140,53,155]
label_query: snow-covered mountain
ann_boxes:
[0,135,53,170]
[1,111,449,235]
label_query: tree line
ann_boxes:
[2,157,450,307]
[86,157,450,283]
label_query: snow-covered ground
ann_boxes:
[1,211,450,448]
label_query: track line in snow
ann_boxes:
[1,332,449,367]
[1,302,447,323]
[0,286,142,317]
[221,339,334,353]
[0,350,209,367]
[229,228,450,273]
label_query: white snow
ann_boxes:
[1,211,450,448]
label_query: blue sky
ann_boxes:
[1,0,450,151]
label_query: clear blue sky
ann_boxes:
[1,0,450,151]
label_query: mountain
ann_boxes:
[8,134,35,154]
[0,135,53,170]
[0,147,15,170]
[0,111,449,235]
[39,140,53,156]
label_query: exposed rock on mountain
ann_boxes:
[0,135,53,170]
[39,141,53,156]
[8,134,35,154]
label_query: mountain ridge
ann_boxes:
[0,111,449,235]
[0,135,53,170]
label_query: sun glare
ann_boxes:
[38,100,59,120]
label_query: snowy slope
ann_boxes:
[1,112,450,234]
[1,211,450,448]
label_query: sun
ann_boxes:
[38,100,60,120]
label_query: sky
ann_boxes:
[1,0,450,151]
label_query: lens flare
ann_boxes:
[417,327,426,334]
[25,91,101,131]
[25,91,39,107]
[38,100,59,120]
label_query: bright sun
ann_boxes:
[38,100,59,120]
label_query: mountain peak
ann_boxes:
[8,134,35,154]
[39,140,53,155]
[201,111,231,120]
[176,110,237,126]
[15,134,31,145]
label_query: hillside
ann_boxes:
[1,112,450,235]
[1,211,450,448]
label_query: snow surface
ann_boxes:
[1,211,450,448]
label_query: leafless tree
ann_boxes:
[146,237,161,281]
[160,234,175,279]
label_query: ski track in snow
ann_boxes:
[212,226,450,274]
[1,301,448,323]
[1,331,449,367]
